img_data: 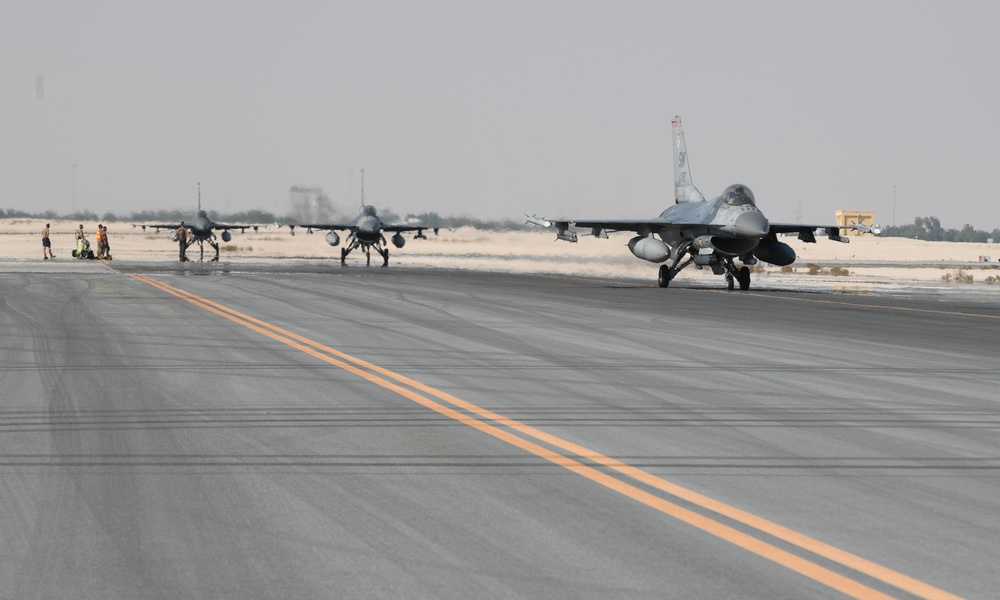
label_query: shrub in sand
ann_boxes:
[943,269,974,283]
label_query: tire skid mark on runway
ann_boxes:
[523,272,998,321]
[129,273,960,600]
[693,287,1000,319]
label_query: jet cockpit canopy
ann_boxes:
[363,205,378,217]
[722,184,756,207]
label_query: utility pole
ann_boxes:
[348,169,354,208]
[892,185,896,227]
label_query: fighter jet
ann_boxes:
[134,183,274,261]
[288,170,437,266]
[527,117,874,290]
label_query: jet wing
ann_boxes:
[382,224,438,234]
[528,215,875,244]
[133,222,181,232]
[289,223,438,236]
[554,218,672,232]
[526,215,676,242]
[290,223,356,234]
[211,223,268,233]
[134,222,271,233]
[768,222,873,243]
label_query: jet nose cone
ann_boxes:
[735,210,769,237]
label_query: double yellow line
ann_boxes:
[130,273,960,599]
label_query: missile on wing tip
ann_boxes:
[525,214,552,228]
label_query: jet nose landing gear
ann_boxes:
[724,263,752,291]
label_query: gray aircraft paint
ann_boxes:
[673,117,705,204]
[528,117,871,290]
[134,183,272,262]
[289,171,435,266]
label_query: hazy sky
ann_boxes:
[3,1,999,229]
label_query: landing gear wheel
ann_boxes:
[657,265,672,288]
[737,266,751,291]
[725,274,735,291]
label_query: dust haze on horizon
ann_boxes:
[3,1,999,230]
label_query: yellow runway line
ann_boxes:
[131,273,962,600]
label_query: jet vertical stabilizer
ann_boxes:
[672,117,705,204]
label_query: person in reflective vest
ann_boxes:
[75,225,86,256]
[95,224,105,259]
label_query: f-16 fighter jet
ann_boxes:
[134,183,274,262]
[289,170,436,266]
[528,117,874,290]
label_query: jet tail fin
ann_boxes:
[672,117,705,204]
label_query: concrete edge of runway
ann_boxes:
[2,256,999,301]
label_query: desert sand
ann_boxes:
[3,218,1000,290]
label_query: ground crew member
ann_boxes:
[95,224,105,259]
[42,223,55,259]
[177,221,189,261]
[75,224,86,257]
[102,225,111,259]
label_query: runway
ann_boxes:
[2,260,998,598]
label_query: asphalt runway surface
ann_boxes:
[2,260,998,599]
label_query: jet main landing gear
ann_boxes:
[658,265,673,288]
[657,240,694,288]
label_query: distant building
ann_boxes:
[835,210,876,235]
[288,186,335,223]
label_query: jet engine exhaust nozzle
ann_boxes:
[628,236,670,263]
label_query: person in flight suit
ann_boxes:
[101,225,111,259]
[177,221,190,262]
